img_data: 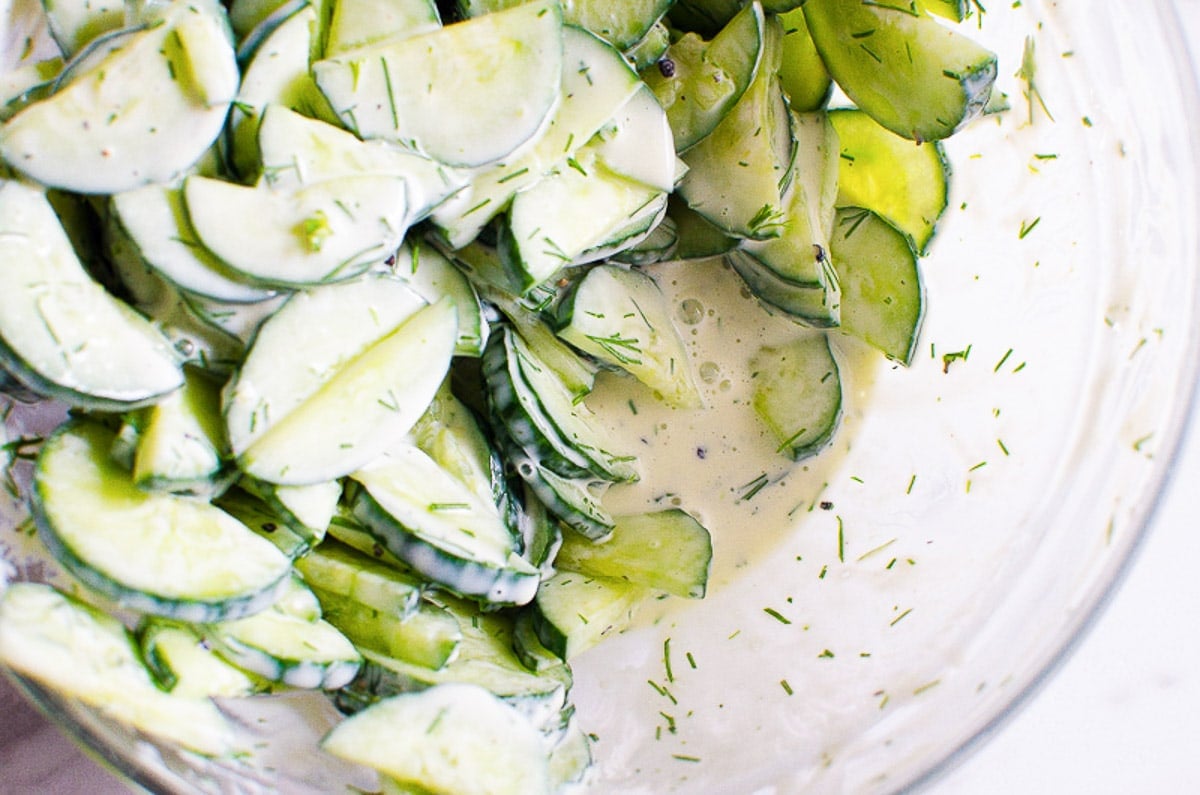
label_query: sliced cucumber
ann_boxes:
[0,583,236,756]
[40,0,125,57]
[0,179,184,410]
[216,487,316,561]
[323,683,553,795]
[666,194,738,260]
[257,105,466,223]
[109,185,276,304]
[207,605,362,689]
[642,2,764,153]
[590,84,677,194]
[778,6,832,112]
[243,478,342,543]
[138,619,262,698]
[830,207,924,365]
[33,421,292,622]
[314,0,563,168]
[802,0,997,142]
[184,174,409,288]
[132,367,231,498]
[238,298,457,484]
[511,455,615,541]
[677,14,793,240]
[556,264,701,408]
[325,0,440,56]
[462,0,671,50]
[295,540,426,620]
[622,19,670,70]
[530,570,651,660]
[410,378,503,510]
[0,0,238,193]
[830,108,950,254]
[223,274,427,457]
[750,332,842,460]
[350,444,539,606]
[315,586,462,671]
[392,243,488,357]
[554,509,712,598]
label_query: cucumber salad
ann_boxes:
[0,0,998,791]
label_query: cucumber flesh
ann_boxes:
[750,332,843,460]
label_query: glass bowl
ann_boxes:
[3,1,1199,793]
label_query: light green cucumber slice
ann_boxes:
[778,5,832,112]
[555,509,712,598]
[611,212,678,265]
[641,2,764,153]
[392,243,488,357]
[33,421,293,622]
[296,540,426,620]
[40,0,124,57]
[216,487,316,561]
[325,0,440,56]
[184,175,409,288]
[257,105,466,222]
[429,24,641,248]
[138,619,262,698]
[223,274,427,457]
[350,443,539,606]
[207,603,362,689]
[623,20,670,70]
[666,194,737,260]
[314,0,562,168]
[0,0,237,193]
[132,367,230,498]
[830,207,924,365]
[315,586,461,671]
[919,0,967,23]
[733,110,841,325]
[110,185,275,304]
[802,0,997,142]
[514,457,615,541]
[410,379,501,508]
[829,108,950,255]
[239,298,457,484]
[750,332,842,460]
[530,570,650,660]
[0,583,237,756]
[0,180,183,410]
[249,479,342,543]
[557,264,701,408]
[590,84,676,194]
[323,683,553,795]
[227,3,323,180]
[462,0,670,50]
[501,153,664,292]
[677,14,792,240]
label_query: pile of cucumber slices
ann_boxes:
[0,0,996,790]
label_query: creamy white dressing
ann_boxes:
[589,256,881,588]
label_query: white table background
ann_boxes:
[5,3,1200,793]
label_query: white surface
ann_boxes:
[4,6,1200,795]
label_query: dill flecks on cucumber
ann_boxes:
[0,0,996,790]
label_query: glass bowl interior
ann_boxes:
[3,1,1200,793]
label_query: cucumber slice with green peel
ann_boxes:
[919,0,968,23]
[751,333,843,460]
[590,84,677,194]
[33,421,293,622]
[802,0,997,143]
[132,367,231,498]
[295,540,426,620]
[410,379,502,509]
[461,0,671,50]
[511,610,564,673]
[509,454,615,541]
[40,0,125,57]
[611,212,678,265]
[0,180,184,410]
[666,194,738,260]
[229,0,294,40]
[314,586,462,671]
[223,274,427,458]
[0,0,238,193]
[778,6,833,112]
[207,605,362,689]
[829,108,950,255]
[554,509,713,598]
[138,619,262,698]
[391,243,488,357]
[623,20,670,70]
[325,0,440,56]
[314,0,563,168]
[243,478,342,543]
[349,444,539,606]
[556,264,702,408]
[484,326,639,484]
[0,583,237,757]
[677,16,794,240]
[642,2,764,153]
[109,185,276,305]
[530,570,651,660]
[666,0,742,37]
[257,105,466,222]
[238,298,458,485]
[183,175,410,289]
[548,720,594,790]
[323,683,553,795]
[216,487,315,560]
[733,110,841,325]
[429,25,643,248]
[830,207,924,365]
